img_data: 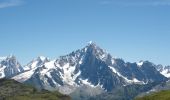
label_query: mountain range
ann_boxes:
[0,41,169,100]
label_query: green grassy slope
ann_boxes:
[0,79,71,100]
[135,90,170,100]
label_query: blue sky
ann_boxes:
[0,0,170,65]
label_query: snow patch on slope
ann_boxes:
[80,79,96,87]
[12,69,35,82]
[0,66,6,78]
[111,59,115,65]
[80,78,103,88]
[109,66,145,84]
[62,63,78,86]
[160,69,170,78]
[41,60,55,75]
[137,61,144,67]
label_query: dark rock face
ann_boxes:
[140,61,167,83]
[79,45,125,91]
[50,69,64,85]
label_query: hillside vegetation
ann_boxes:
[135,90,170,100]
[0,79,71,100]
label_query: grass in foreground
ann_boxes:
[135,90,170,100]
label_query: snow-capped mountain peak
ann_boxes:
[0,55,24,78]
[0,56,7,61]
[88,40,93,44]
[37,56,48,62]
[84,42,109,62]
[24,56,49,70]
[137,60,144,67]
